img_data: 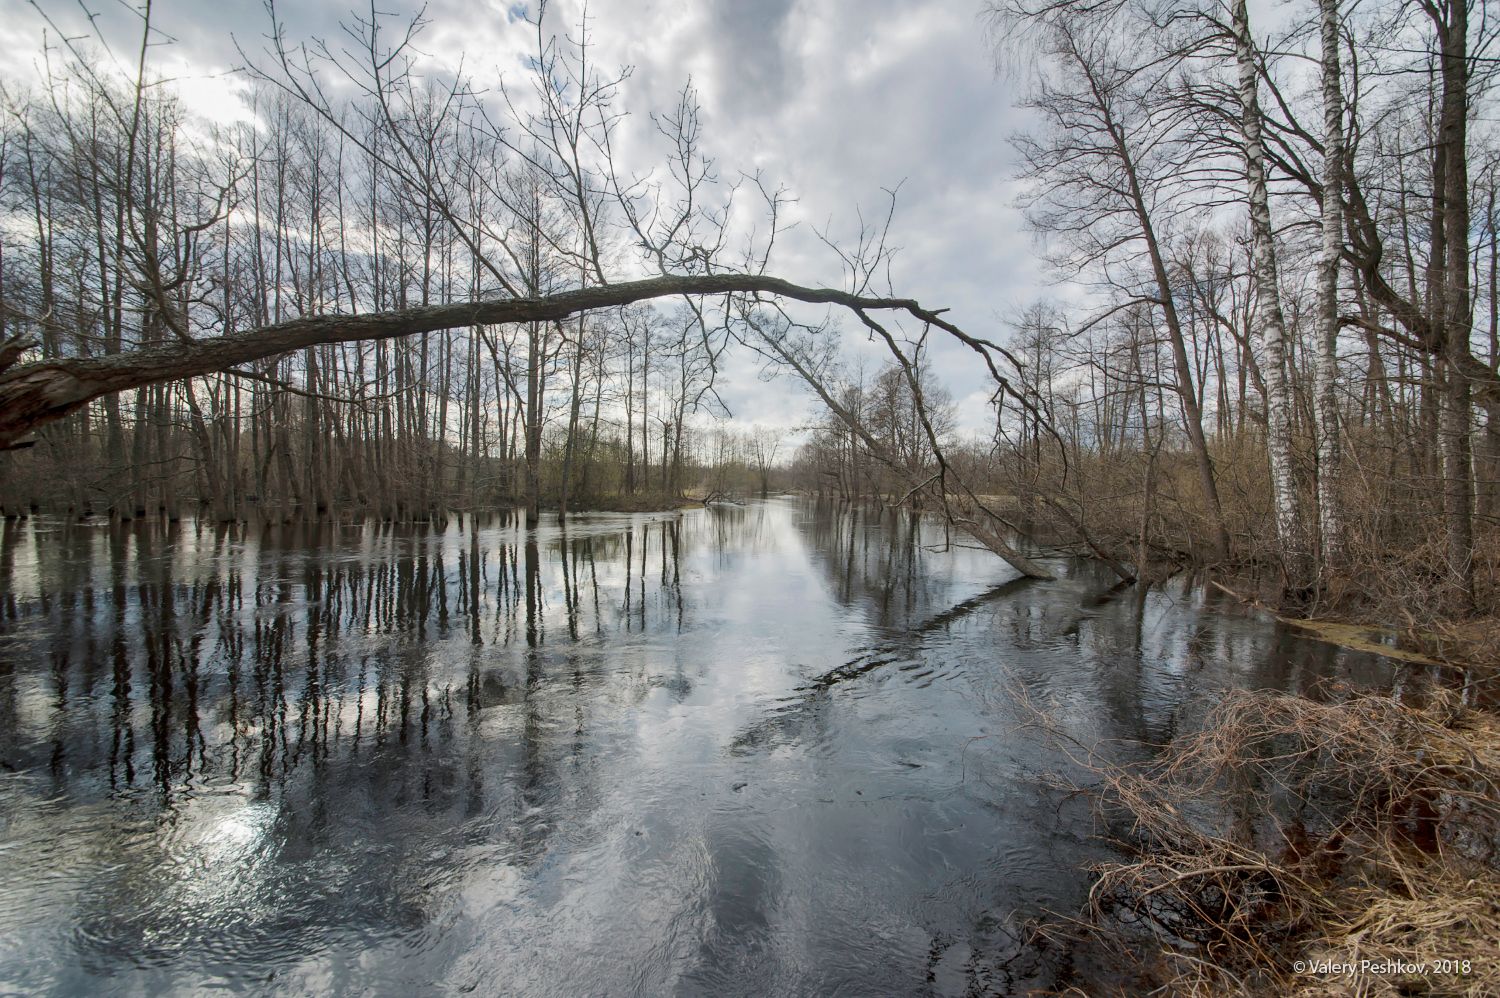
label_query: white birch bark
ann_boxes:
[1233,0,1308,584]
[1315,0,1345,564]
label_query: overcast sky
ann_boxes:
[2,0,1049,437]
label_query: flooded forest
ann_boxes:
[1,0,1498,995]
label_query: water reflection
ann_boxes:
[0,499,1399,995]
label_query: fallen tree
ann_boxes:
[0,273,960,450]
[0,271,1067,579]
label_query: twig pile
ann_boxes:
[1070,687,1500,995]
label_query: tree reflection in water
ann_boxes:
[0,499,1397,995]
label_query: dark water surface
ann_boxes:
[0,499,1396,996]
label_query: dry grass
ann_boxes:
[1045,687,1500,996]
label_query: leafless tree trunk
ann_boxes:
[1314,0,1346,566]
[1234,0,1309,585]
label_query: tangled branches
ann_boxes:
[1053,688,1500,995]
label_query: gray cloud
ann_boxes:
[704,0,798,117]
[5,0,1045,436]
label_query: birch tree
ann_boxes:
[1314,0,1346,564]
[1233,0,1309,584]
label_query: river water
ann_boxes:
[0,498,1397,996]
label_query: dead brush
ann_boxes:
[1044,686,1500,995]
[1406,616,1500,683]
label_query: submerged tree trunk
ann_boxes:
[559,314,586,518]
[524,319,542,527]
[748,319,1057,580]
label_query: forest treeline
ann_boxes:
[0,0,1497,621]
[787,0,1500,622]
[0,12,800,521]
[806,0,1500,622]
[954,0,1500,620]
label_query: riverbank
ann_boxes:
[1058,653,1500,995]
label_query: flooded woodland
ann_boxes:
[2,0,1500,991]
[0,500,1396,995]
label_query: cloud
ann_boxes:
[540,0,1043,434]
[3,0,1046,437]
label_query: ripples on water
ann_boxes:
[0,498,1396,995]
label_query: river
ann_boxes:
[0,498,1397,995]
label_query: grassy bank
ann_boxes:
[1058,680,1500,996]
